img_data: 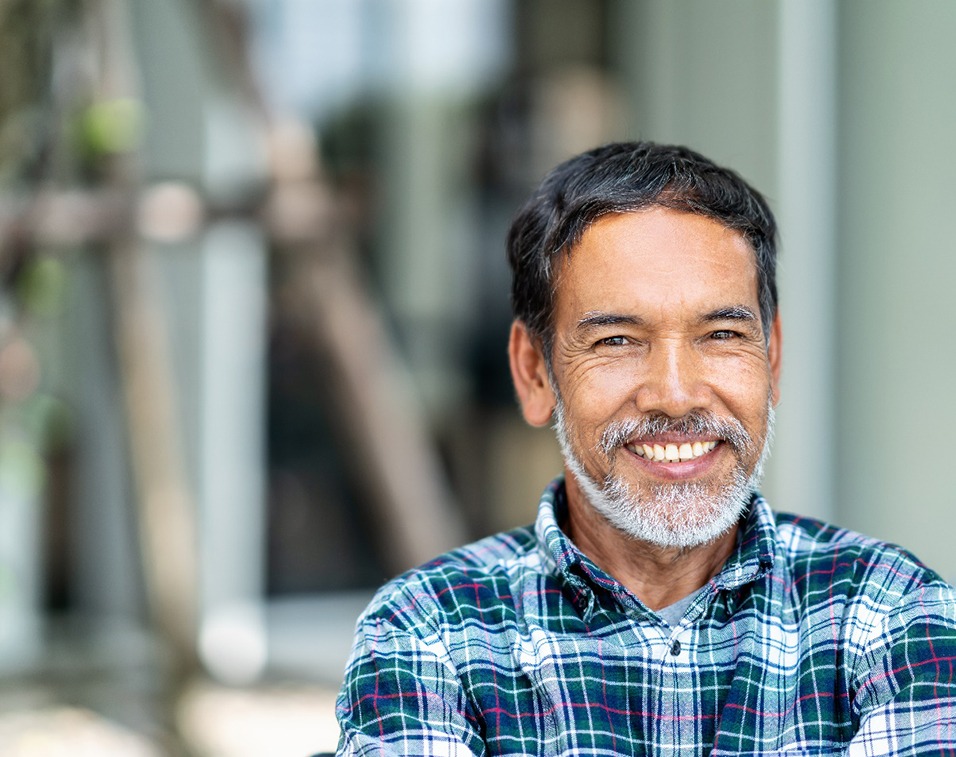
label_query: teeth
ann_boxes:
[630,440,718,463]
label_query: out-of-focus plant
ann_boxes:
[0,0,84,611]
[2,0,144,571]
[0,0,84,186]
[1,249,73,448]
[75,96,143,159]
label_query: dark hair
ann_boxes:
[507,141,778,356]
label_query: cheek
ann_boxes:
[561,364,639,420]
[713,364,774,418]
[559,352,773,425]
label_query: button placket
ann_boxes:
[656,625,690,753]
[663,622,686,662]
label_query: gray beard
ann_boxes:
[553,400,775,550]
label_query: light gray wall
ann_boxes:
[837,2,956,580]
[613,0,780,193]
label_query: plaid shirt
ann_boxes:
[336,477,956,755]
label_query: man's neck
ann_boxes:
[563,481,739,611]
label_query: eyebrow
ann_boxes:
[575,306,760,332]
[576,312,646,331]
[702,305,759,324]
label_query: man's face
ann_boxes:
[545,207,781,548]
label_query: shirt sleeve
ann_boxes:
[335,598,485,757]
[848,582,956,756]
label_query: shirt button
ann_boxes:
[670,640,681,656]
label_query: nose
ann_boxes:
[633,339,707,418]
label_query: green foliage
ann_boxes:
[17,256,67,318]
[75,97,145,158]
[0,0,83,182]
[0,438,44,499]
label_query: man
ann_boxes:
[335,142,956,755]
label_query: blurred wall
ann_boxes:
[836,3,956,579]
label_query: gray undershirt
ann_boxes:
[656,586,705,627]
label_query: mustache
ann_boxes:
[599,411,756,457]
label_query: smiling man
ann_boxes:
[335,142,956,756]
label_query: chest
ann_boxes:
[457,605,856,755]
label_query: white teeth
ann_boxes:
[630,440,719,463]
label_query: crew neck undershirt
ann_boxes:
[656,586,705,627]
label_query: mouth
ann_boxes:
[626,439,720,463]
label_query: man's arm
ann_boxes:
[335,606,484,756]
[849,582,956,756]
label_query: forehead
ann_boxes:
[554,207,760,318]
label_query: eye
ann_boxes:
[710,330,740,341]
[595,335,629,347]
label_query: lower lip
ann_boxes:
[624,443,725,480]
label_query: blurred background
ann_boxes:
[1,0,955,753]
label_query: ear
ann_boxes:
[768,312,782,406]
[508,320,558,427]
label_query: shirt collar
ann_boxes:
[534,476,581,578]
[534,475,778,610]
[710,493,777,590]
[534,477,609,616]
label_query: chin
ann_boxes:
[602,490,750,549]
[575,464,753,549]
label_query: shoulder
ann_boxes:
[356,524,544,634]
[771,511,953,604]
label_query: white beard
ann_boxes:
[554,400,774,550]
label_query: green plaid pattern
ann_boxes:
[336,477,956,755]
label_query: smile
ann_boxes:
[627,440,719,463]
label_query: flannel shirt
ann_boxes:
[336,477,956,755]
